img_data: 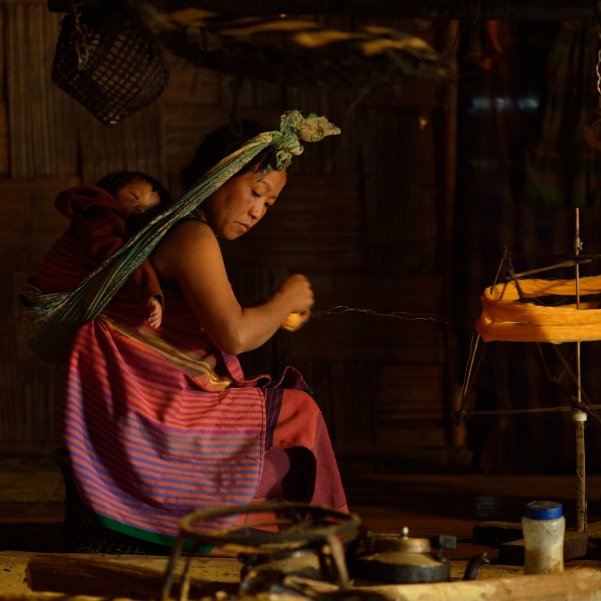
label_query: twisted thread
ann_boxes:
[312,305,471,328]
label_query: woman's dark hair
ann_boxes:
[95,170,172,207]
[180,118,277,189]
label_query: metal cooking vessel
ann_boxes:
[350,527,453,583]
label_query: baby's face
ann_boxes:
[115,178,161,216]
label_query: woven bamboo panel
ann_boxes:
[327,360,378,445]
[0,177,77,448]
[0,102,8,176]
[161,104,229,197]
[297,359,448,453]
[0,8,6,176]
[307,273,445,313]
[361,105,439,275]
[77,103,165,186]
[160,51,222,105]
[298,272,449,365]
[223,172,364,271]
[5,3,77,177]
[377,364,445,420]
[0,177,77,270]
[289,313,446,363]
[280,87,346,174]
[230,77,286,110]
[363,81,441,108]
[376,424,448,448]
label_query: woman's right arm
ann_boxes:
[152,219,314,354]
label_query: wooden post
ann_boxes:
[573,208,587,533]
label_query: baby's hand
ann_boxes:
[146,297,162,329]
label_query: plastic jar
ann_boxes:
[521,500,565,574]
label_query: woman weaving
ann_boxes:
[24,110,347,553]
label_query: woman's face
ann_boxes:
[203,167,287,240]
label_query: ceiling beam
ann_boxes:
[132,0,601,21]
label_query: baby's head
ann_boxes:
[96,171,171,218]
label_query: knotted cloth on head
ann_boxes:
[20,110,341,363]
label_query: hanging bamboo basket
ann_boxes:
[51,2,169,126]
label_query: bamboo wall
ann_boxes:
[0,1,462,475]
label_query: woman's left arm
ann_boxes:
[152,219,313,354]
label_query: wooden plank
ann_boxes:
[27,553,240,599]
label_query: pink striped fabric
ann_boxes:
[64,319,267,535]
[34,228,347,542]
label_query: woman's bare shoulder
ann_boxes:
[163,218,215,247]
[153,218,219,276]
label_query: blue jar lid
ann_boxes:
[523,500,563,520]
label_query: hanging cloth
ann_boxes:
[523,22,601,208]
[20,110,341,363]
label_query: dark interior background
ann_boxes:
[3,1,601,484]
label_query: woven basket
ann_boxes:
[52,3,169,126]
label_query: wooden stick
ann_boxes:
[351,568,601,601]
[574,208,587,533]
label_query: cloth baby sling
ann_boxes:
[20,110,341,363]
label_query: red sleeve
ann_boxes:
[55,185,128,262]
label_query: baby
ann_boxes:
[54,170,171,328]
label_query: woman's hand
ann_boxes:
[274,274,314,315]
[274,274,313,332]
[152,220,314,354]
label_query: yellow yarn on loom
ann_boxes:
[475,275,601,343]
